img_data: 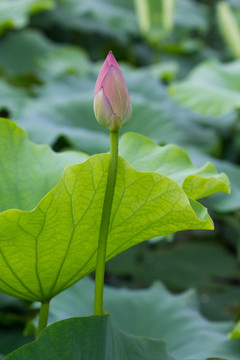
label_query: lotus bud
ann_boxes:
[94,51,132,131]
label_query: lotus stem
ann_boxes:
[94,130,119,315]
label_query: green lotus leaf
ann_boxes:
[0,28,89,80]
[36,46,90,80]
[0,119,230,303]
[45,277,240,359]
[107,240,238,295]
[0,0,55,36]
[169,60,240,116]
[0,152,217,302]
[40,0,138,38]
[106,239,240,322]
[119,132,230,200]
[230,321,240,339]
[19,277,240,360]
[183,147,240,213]
[6,314,173,360]
[0,29,55,77]
[0,118,88,212]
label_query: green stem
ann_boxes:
[37,300,50,337]
[94,130,119,315]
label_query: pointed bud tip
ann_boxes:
[106,51,119,68]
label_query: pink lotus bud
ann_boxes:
[94,51,132,131]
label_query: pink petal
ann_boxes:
[94,51,120,93]
[101,65,130,120]
[106,51,120,68]
[94,88,114,128]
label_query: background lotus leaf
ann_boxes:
[8,278,240,360]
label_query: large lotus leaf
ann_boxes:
[0,118,88,212]
[0,29,56,77]
[0,0,55,36]
[106,241,240,321]
[169,60,240,116]
[184,147,240,212]
[204,160,240,213]
[36,46,90,81]
[33,0,206,43]
[0,29,89,80]
[15,76,109,155]
[119,133,230,200]
[106,240,238,291]
[35,0,138,38]
[30,278,240,360]
[0,151,221,302]
[6,314,173,360]
[15,71,219,155]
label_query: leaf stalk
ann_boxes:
[37,300,50,337]
[94,130,119,315]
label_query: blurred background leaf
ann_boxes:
[28,277,240,360]
[0,0,55,36]
[0,0,240,357]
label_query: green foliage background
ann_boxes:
[0,0,240,359]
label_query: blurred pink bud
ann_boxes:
[94,51,132,131]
